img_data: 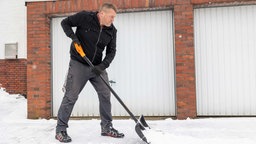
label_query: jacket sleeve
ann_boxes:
[61,11,87,38]
[102,29,117,68]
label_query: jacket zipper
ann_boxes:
[92,27,102,62]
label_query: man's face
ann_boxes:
[101,9,116,27]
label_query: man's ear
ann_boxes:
[99,11,104,16]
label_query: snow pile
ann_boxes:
[0,88,26,121]
[1,88,256,144]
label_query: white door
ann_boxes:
[194,5,256,116]
[52,10,175,117]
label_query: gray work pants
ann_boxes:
[56,59,112,133]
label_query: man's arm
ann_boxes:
[61,11,86,38]
[102,29,117,68]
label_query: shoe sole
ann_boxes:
[55,135,72,143]
[101,133,125,138]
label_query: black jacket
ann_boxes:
[61,11,117,68]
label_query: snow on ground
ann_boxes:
[0,87,256,144]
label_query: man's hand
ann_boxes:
[70,34,81,45]
[92,63,106,76]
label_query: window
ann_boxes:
[5,43,18,59]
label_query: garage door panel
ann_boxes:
[195,5,256,116]
[112,11,175,116]
[52,10,175,117]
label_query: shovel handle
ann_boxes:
[73,42,149,143]
[73,42,139,123]
[74,43,86,57]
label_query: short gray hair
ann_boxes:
[99,3,117,13]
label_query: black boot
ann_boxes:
[55,131,72,143]
[101,126,125,138]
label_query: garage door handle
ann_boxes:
[109,80,116,86]
[109,80,116,83]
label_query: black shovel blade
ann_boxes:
[135,115,150,144]
[135,123,149,143]
[138,115,150,129]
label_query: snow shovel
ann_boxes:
[74,43,150,144]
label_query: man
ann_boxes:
[55,3,124,143]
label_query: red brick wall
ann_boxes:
[27,1,51,119]
[0,59,27,96]
[192,0,256,5]
[26,0,256,119]
[174,0,196,119]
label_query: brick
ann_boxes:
[191,0,256,5]
[131,0,139,8]
[155,0,172,6]
[174,0,196,119]
[115,0,125,9]
[0,59,27,96]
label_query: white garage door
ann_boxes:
[194,5,256,116]
[52,10,175,117]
